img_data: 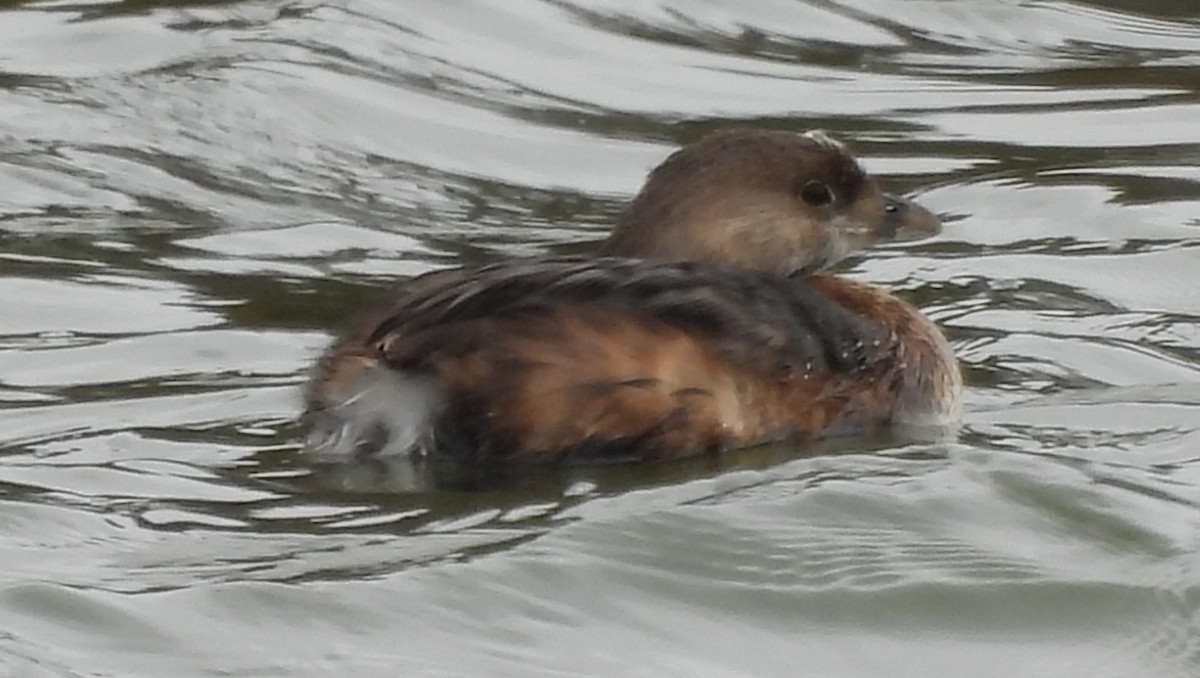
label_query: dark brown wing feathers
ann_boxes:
[369,258,889,376]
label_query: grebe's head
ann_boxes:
[602,129,941,274]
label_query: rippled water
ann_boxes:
[2,1,1199,676]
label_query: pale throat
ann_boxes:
[702,209,850,275]
[605,194,854,275]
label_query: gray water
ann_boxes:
[2,1,1199,676]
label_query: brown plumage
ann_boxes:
[304,129,961,463]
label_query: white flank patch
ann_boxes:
[307,365,441,461]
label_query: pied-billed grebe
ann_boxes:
[304,129,961,463]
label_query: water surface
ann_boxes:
[2,1,1199,676]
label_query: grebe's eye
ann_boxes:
[799,180,834,207]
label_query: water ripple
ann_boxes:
[1,0,1199,676]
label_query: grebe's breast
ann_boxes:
[304,257,960,462]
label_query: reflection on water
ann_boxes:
[1,0,1199,676]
